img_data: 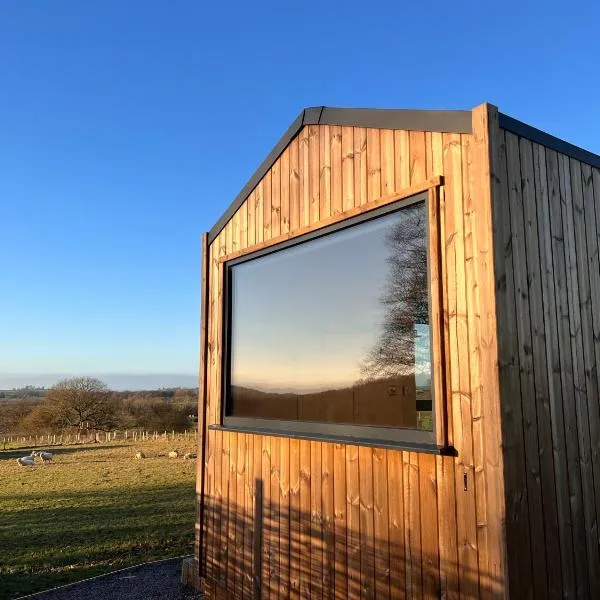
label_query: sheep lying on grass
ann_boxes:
[17,456,35,466]
[183,452,196,460]
[135,451,146,459]
[168,450,179,459]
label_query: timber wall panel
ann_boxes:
[200,119,505,599]
[493,126,600,599]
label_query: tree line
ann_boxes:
[0,377,198,435]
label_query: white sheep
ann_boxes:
[168,450,180,459]
[183,452,197,460]
[34,451,53,463]
[17,456,35,466]
[135,451,146,459]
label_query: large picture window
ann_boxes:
[222,194,436,446]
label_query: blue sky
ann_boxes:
[1,1,598,390]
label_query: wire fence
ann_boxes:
[1,429,198,450]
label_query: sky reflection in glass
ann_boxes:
[228,201,432,429]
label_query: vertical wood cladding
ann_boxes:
[200,109,506,599]
[493,127,600,599]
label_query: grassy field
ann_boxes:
[0,438,197,599]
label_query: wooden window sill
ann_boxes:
[208,424,456,456]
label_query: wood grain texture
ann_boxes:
[299,440,311,599]
[341,127,355,212]
[358,445,375,600]
[218,177,443,264]
[559,153,595,599]
[372,448,390,599]
[436,455,458,599]
[225,431,237,594]
[280,148,290,236]
[201,110,600,600]
[309,125,320,225]
[333,443,347,600]
[263,171,272,242]
[243,434,254,597]
[310,441,324,600]
[279,437,291,598]
[568,157,600,599]
[492,129,533,600]
[271,157,281,239]
[290,138,300,232]
[549,148,589,598]
[380,129,395,196]
[255,181,264,245]
[235,434,246,593]
[330,126,342,216]
[353,128,368,207]
[247,190,256,248]
[443,131,480,599]
[461,130,489,596]
[261,436,271,596]
[492,120,600,599]
[582,163,600,554]
[299,127,310,228]
[506,131,549,600]
[345,443,361,599]
[387,450,406,600]
[521,138,562,599]
[199,120,511,599]
[253,432,263,598]
[471,105,507,599]
[534,143,577,598]
[322,442,335,599]
[419,453,439,599]
[366,129,381,202]
[270,436,281,599]
[289,437,301,600]
[320,125,331,221]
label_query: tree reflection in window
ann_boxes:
[358,204,432,430]
[227,199,433,432]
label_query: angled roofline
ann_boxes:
[208,106,600,244]
[208,106,472,243]
[498,112,600,169]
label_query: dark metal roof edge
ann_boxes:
[208,109,307,244]
[499,112,600,169]
[318,107,472,133]
[208,106,473,243]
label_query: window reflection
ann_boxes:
[228,200,433,431]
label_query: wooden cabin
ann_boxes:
[186,103,600,599]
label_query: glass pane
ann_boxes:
[228,200,433,431]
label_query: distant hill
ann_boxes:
[0,373,198,392]
[0,387,48,401]
[231,376,428,428]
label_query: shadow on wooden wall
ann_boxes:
[199,478,498,599]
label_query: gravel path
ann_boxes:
[17,557,202,600]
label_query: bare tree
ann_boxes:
[46,377,116,432]
[359,204,428,381]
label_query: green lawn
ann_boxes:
[0,438,197,599]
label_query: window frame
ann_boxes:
[217,188,448,450]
